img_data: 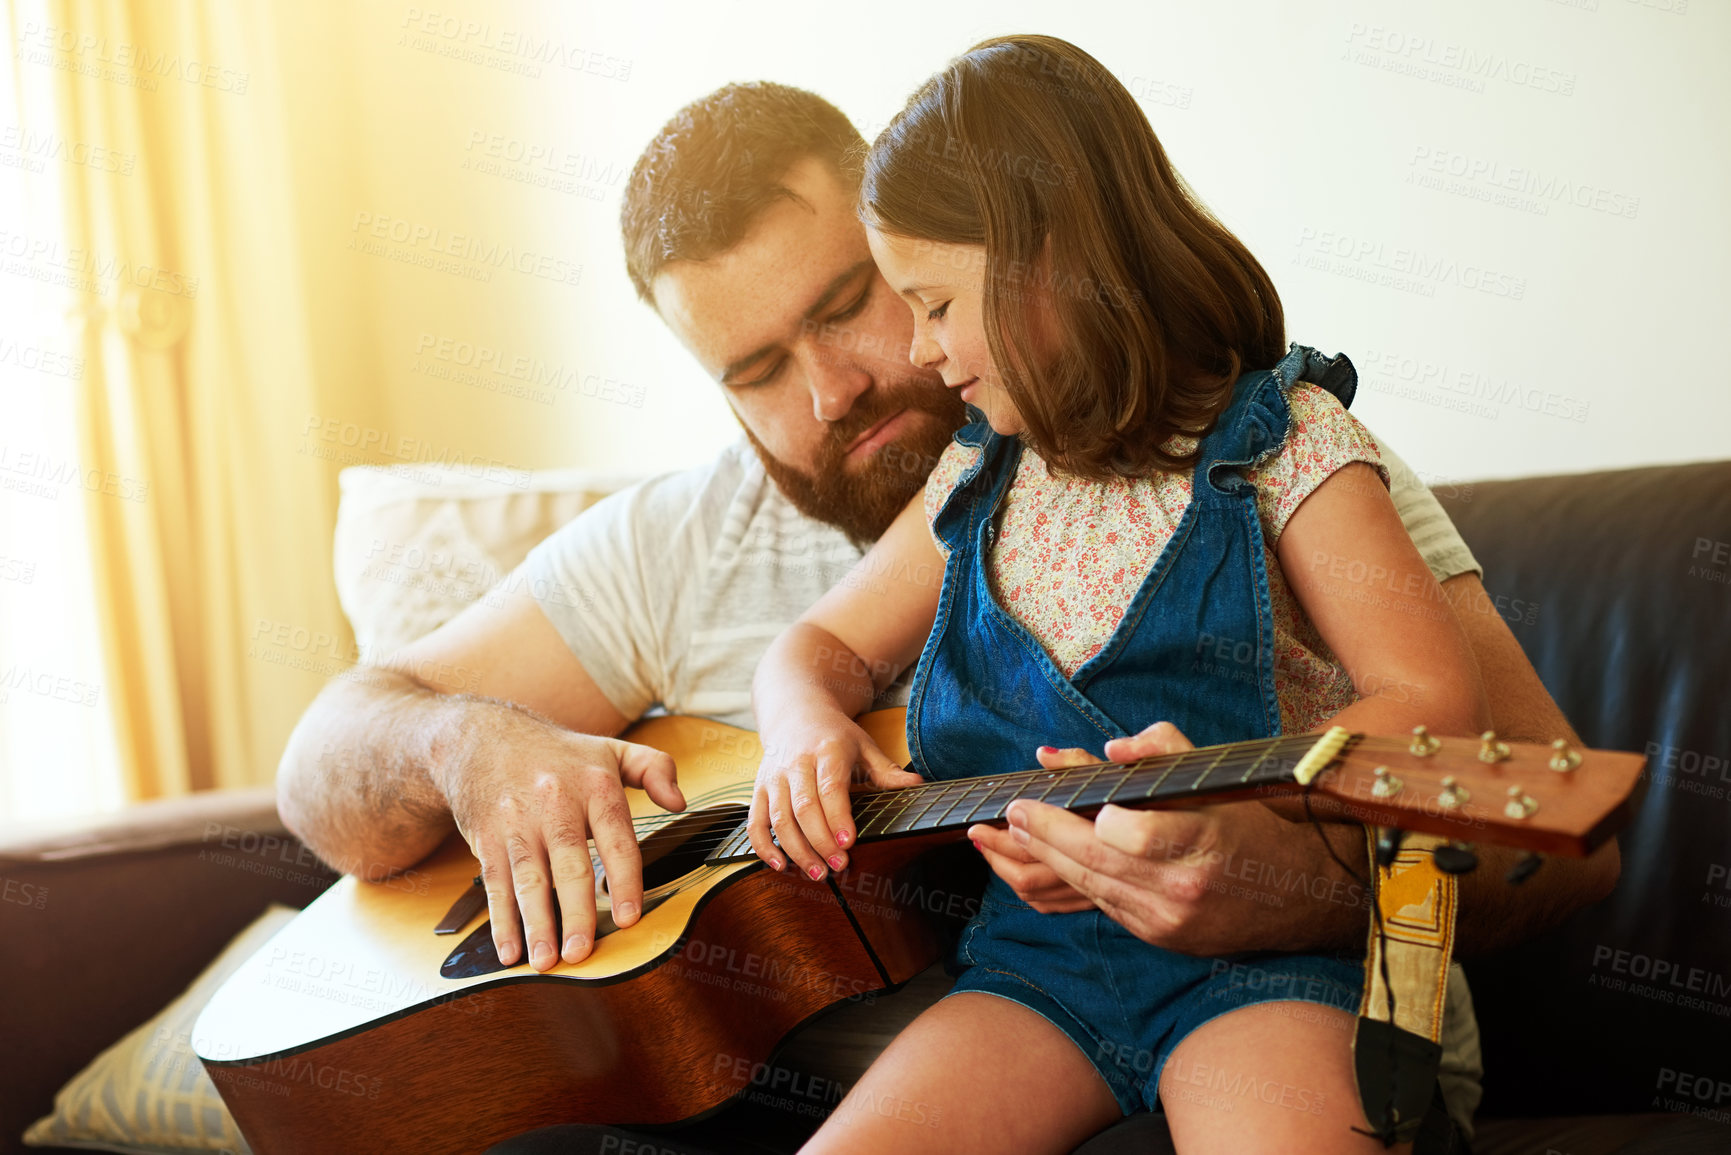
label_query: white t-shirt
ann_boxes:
[520,432,1480,732]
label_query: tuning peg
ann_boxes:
[1409,726,1441,757]
[1438,776,1471,810]
[1478,731,1511,763]
[1371,766,1404,798]
[1374,827,1406,868]
[1506,852,1545,885]
[1503,784,1539,820]
[1432,842,1479,875]
[1549,739,1582,773]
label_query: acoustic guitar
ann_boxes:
[194,710,1641,1154]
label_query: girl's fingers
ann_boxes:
[858,736,925,790]
[1035,744,1102,770]
[788,754,842,872]
[768,771,827,881]
[1102,721,1194,763]
[745,785,785,871]
[812,746,857,869]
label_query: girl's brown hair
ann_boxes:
[860,34,1285,480]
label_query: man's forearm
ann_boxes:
[1261,813,1617,958]
[1155,803,1377,956]
[1451,840,1619,956]
[1251,816,1377,953]
[1440,573,1620,954]
[276,668,467,878]
[1251,798,1621,960]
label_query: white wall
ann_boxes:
[303,0,1729,485]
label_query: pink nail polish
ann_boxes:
[835,829,851,848]
[1038,745,1057,755]
[768,857,785,871]
[808,865,825,881]
[828,854,846,871]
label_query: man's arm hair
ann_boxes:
[1438,572,1620,956]
[276,589,632,877]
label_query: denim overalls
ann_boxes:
[906,344,1367,1114]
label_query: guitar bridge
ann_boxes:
[434,876,486,935]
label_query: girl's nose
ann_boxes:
[909,326,944,370]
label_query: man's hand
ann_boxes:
[985,721,1369,956]
[747,708,922,880]
[968,724,1199,916]
[434,708,685,973]
[966,743,1118,913]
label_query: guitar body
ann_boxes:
[197,709,1643,1154]
[196,710,973,1155]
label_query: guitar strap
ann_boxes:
[1352,827,1458,1147]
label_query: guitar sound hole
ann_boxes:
[612,804,751,894]
[442,804,756,979]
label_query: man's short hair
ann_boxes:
[621,82,866,305]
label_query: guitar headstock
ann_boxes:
[1302,728,1644,857]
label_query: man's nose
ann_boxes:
[808,356,873,423]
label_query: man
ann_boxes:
[278,82,1616,1146]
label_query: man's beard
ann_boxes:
[743,380,968,546]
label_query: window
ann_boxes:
[0,1,125,823]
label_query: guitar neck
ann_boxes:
[706,733,1329,864]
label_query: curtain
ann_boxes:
[49,0,348,797]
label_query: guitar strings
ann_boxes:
[605,734,1325,860]
[652,735,1324,859]
[611,731,1323,832]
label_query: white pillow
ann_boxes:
[24,905,298,1154]
[332,464,640,656]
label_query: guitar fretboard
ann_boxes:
[704,733,1329,865]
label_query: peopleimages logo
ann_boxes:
[1591,946,1731,1001]
[1342,24,1577,96]
[347,212,583,287]
[1293,229,1526,301]
[1407,146,1640,219]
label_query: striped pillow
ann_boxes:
[24,905,297,1154]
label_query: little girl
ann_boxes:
[748,34,1487,1155]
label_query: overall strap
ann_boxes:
[1193,343,1360,499]
[927,412,1021,556]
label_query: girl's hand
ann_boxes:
[747,712,923,880]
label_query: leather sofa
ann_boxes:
[0,790,338,1154]
[5,459,1728,1155]
[1441,460,1731,1146]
